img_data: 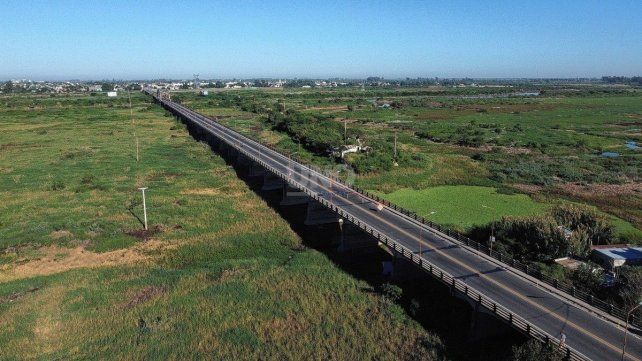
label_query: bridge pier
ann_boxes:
[304,200,340,226]
[337,223,378,252]
[248,163,266,177]
[261,172,285,191]
[227,146,238,158]
[236,153,251,167]
[215,140,224,151]
[468,303,512,342]
[204,132,219,146]
[451,287,513,342]
[280,184,310,206]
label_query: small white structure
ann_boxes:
[200,90,209,96]
[331,138,370,159]
[107,91,117,97]
[592,247,642,269]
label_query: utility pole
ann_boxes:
[139,187,148,230]
[338,218,344,251]
[482,205,496,252]
[344,118,347,145]
[394,131,397,160]
[622,301,642,361]
[129,91,139,162]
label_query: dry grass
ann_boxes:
[0,93,445,360]
[0,242,151,283]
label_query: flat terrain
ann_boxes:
[173,87,642,241]
[377,186,548,229]
[0,93,444,359]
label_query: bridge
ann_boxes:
[145,89,642,361]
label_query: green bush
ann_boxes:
[510,339,564,361]
[380,283,403,303]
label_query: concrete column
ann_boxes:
[304,200,340,226]
[337,223,378,252]
[248,163,266,177]
[236,153,251,166]
[261,172,285,191]
[280,184,310,206]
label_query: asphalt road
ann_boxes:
[153,93,642,361]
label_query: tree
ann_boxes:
[552,204,614,256]
[380,283,402,302]
[570,264,603,294]
[617,267,642,310]
[101,83,114,92]
[510,339,565,361]
[2,81,13,93]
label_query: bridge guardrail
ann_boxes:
[154,91,640,329]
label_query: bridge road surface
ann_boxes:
[153,94,642,361]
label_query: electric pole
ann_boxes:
[128,91,139,162]
[344,118,347,145]
[394,131,397,160]
[138,187,148,230]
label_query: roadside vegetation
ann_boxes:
[0,92,446,359]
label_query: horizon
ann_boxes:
[3,76,639,83]
[1,1,641,80]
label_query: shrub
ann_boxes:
[50,180,66,191]
[380,283,403,302]
[552,204,614,248]
[510,339,564,361]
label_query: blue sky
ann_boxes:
[1,0,640,80]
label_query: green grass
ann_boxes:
[179,88,641,233]
[377,186,549,230]
[0,92,445,360]
[376,185,642,243]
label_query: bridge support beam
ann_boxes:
[337,223,378,252]
[227,146,238,158]
[379,251,424,280]
[261,172,285,191]
[467,302,512,342]
[204,132,219,146]
[236,153,251,167]
[280,185,310,206]
[304,200,340,226]
[216,141,227,153]
[248,163,267,177]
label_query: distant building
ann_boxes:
[200,90,209,96]
[591,246,642,269]
[88,85,102,92]
[107,91,117,97]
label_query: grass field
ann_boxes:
[173,87,641,239]
[0,93,445,360]
[377,186,548,230]
[376,185,642,241]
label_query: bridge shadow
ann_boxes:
[180,119,526,361]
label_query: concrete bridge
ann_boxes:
[145,89,642,361]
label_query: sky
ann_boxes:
[1,0,641,80]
